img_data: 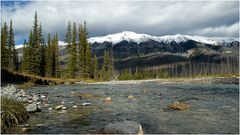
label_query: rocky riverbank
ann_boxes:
[88,76,239,85]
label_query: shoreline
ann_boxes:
[87,76,239,85]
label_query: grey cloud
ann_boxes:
[1,1,239,45]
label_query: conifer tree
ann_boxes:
[21,39,30,72]
[78,24,84,76]
[29,11,41,75]
[39,24,46,76]
[1,22,9,68]
[93,55,99,79]
[65,21,72,53]
[8,20,18,70]
[85,43,92,78]
[45,33,53,77]
[100,50,111,80]
[53,33,61,78]
[68,22,77,78]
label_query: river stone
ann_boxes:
[26,103,41,113]
[55,105,64,110]
[169,101,189,110]
[104,121,143,134]
[32,95,40,102]
[128,95,134,99]
[81,102,92,106]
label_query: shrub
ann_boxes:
[1,97,29,133]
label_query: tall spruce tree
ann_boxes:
[78,24,84,76]
[8,20,18,71]
[29,11,41,75]
[1,22,9,68]
[39,24,46,76]
[68,22,77,78]
[100,50,111,80]
[93,55,99,79]
[45,33,53,77]
[85,43,92,78]
[21,39,30,72]
[53,33,61,78]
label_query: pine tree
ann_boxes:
[68,22,77,78]
[53,33,61,78]
[78,24,84,77]
[65,21,72,54]
[29,11,41,75]
[45,33,53,77]
[93,55,99,79]
[39,24,46,76]
[101,50,111,80]
[8,20,18,71]
[21,39,30,72]
[1,22,9,69]
[85,43,92,78]
[28,30,35,73]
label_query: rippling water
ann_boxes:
[14,81,239,134]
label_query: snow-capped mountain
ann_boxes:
[88,31,238,46]
[16,31,239,70]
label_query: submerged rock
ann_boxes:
[26,103,41,113]
[62,106,67,110]
[21,127,30,132]
[128,95,134,99]
[55,105,64,110]
[105,97,112,102]
[104,121,143,134]
[48,107,53,111]
[81,102,92,106]
[169,101,189,110]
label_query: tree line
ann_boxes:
[1,20,18,71]
[118,58,239,80]
[1,11,113,81]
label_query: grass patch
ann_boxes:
[1,97,30,133]
[16,82,35,89]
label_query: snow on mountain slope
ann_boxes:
[16,31,238,49]
[88,31,152,44]
[88,31,238,45]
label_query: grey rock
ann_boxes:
[81,102,92,106]
[26,103,41,113]
[55,105,64,110]
[32,95,40,102]
[104,121,143,134]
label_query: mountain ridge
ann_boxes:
[15,31,239,49]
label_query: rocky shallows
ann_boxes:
[1,81,239,134]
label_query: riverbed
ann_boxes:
[12,81,239,134]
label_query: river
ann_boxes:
[12,81,239,134]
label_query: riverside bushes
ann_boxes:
[1,97,29,133]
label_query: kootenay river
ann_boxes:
[13,81,239,134]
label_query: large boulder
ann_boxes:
[104,121,144,134]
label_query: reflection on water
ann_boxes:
[13,82,239,134]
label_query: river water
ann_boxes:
[13,81,239,134]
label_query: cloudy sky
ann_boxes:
[1,0,239,45]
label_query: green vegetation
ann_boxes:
[1,97,29,133]
[118,61,239,80]
[1,20,18,70]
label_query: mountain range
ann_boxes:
[17,31,239,70]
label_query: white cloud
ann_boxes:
[1,1,239,45]
[192,22,239,37]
